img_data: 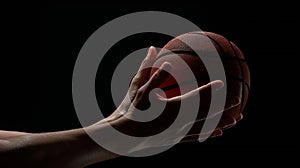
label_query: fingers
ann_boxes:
[183,112,238,137]
[217,114,237,129]
[210,128,223,137]
[160,79,243,143]
[167,80,243,121]
[223,96,241,113]
[166,80,224,121]
[236,113,243,121]
[180,128,223,143]
[169,80,224,102]
[138,46,157,72]
[131,46,158,88]
[131,62,171,110]
[142,62,172,95]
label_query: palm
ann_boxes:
[97,47,242,145]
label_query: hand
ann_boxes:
[95,46,242,151]
[96,46,159,124]
[0,47,244,168]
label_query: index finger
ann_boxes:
[130,46,157,87]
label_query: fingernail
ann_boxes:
[223,120,236,129]
[236,114,243,121]
[213,80,224,91]
[211,129,223,138]
[232,97,241,106]
[147,46,153,55]
[160,62,172,72]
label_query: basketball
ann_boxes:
[150,31,250,120]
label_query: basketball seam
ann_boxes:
[154,32,249,114]
[155,50,246,62]
[191,32,248,113]
[227,76,250,89]
[191,32,247,113]
[228,41,246,112]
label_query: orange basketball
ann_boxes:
[150,31,250,120]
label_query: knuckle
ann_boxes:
[133,73,141,81]
[142,58,149,65]
[153,71,160,79]
[131,80,140,87]
[136,87,146,97]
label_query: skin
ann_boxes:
[0,47,242,168]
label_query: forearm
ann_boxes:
[0,126,119,168]
[0,131,30,139]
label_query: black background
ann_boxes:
[1,2,298,167]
